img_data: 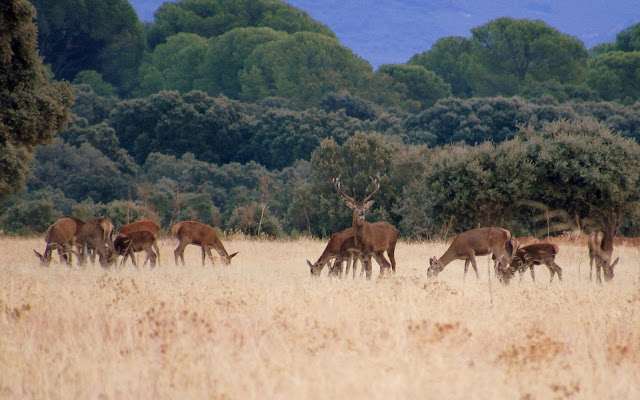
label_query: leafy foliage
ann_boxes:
[31,0,145,94]
[146,0,335,49]
[0,0,73,201]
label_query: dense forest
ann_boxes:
[3,0,640,239]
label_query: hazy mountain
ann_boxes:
[130,0,640,68]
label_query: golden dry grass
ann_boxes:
[2,235,640,399]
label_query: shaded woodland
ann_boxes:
[3,0,640,238]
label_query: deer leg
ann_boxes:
[352,256,359,279]
[529,263,535,282]
[174,242,188,266]
[149,249,157,269]
[153,241,160,266]
[595,259,603,284]
[372,251,391,277]
[360,255,367,278]
[553,262,562,282]
[332,259,344,278]
[363,257,373,280]
[387,247,396,274]
[589,254,594,281]
[463,260,470,279]
[467,256,480,279]
[344,255,352,277]
[205,247,216,266]
[129,249,138,268]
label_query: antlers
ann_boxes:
[333,175,381,203]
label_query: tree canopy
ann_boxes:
[31,0,145,94]
[1,0,73,201]
[146,0,335,49]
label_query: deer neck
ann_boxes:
[352,211,367,247]
[437,247,458,269]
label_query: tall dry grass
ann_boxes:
[2,235,640,399]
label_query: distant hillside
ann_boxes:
[130,0,640,68]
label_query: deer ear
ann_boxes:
[229,252,239,259]
[363,200,375,210]
[611,257,619,270]
[345,200,357,210]
[33,250,43,260]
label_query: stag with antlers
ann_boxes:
[333,176,398,279]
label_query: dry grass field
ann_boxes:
[2,235,640,399]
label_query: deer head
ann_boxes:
[333,175,380,224]
[222,252,239,265]
[603,257,619,282]
[306,259,324,276]
[427,257,443,278]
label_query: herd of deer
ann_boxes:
[33,178,618,285]
[33,217,237,269]
[306,177,619,284]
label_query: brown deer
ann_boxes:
[588,230,619,283]
[172,221,238,266]
[113,230,158,268]
[119,220,161,263]
[497,243,562,284]
[34,216,85,266]
[427,227,512,280]
[333,176,399,279]
[307,228,362,278]
[82,217,116,267]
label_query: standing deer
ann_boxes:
[307,228,362,278]
[82,217,116,267]
[172,221,238,266]
[34,216,85,266]
[333,176,399,279]
[427,227,512,280]
[113,230,158,268]
[588,230,619,283]
[497,243,562,284]
[119,220,161,264]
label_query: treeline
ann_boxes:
[3,85,640,238]
[29,0,640,107]
[3,0,640,238]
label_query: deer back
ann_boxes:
[46,217,83,245]
[120,220,160,237]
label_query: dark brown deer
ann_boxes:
[427,227,512,280]
[588,231,619,283]
[119,220,161,263]
[333,176,399,279]
[498,243,562,284]
[172,221,238,266]
[307,228,362,278]
[34,216,85,266]
[82,217,116,267]
[113,230,158,268]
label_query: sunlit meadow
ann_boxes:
[2,235,639,399]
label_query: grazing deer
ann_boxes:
[82,217,116,267]
[113,230,158,268]
[498,243,562,284]
[307,228,362,278]
[333,176,399,279]
[427,227,512,280]
[588,231,619,283]
[34,216,85,266]
[172,221,238,266]
[119,220,161,263]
